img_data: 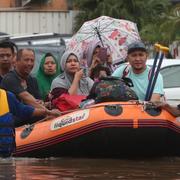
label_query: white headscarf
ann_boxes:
[60,51,80,72]
[51,51,94,95]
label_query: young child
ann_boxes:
[90,64,111,82]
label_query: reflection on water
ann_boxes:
[1,157,180,179]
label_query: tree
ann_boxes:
[73,0,177,43]
[159,5,180,43]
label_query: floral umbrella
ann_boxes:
[66,16,141,67]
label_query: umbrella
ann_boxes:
[67,16,141,67]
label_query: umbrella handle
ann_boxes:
[94,27,104,47]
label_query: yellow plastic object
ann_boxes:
[154,43,169,54]
[154,43,161,51]
[160,46,169,53]
[0,89,9,115]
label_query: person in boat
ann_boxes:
[1,48,43,107]
[50,51,94,100]
[82,64,112,104]
[112,41,164,101]
[0,40,17,83]
[153,101,180,117]
[36,52,60,101]
[0,48,51,126]
[85,40,113,77]
[0,88,60,157]
[90,64,111,82]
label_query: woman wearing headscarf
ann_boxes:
[85,40,113,77]
[86,40,102,68]
[50,51,94,100]
[36,53,60,101]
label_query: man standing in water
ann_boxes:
[0,88,60,157]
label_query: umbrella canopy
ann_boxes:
[67,16,141,67]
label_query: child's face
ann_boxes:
[99,70,107,78]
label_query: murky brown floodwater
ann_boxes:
[1,157,180,179]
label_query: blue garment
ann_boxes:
[0,90,34,157]
[112,65,164,101]
[7,91,34,119]
[0,107,14,157]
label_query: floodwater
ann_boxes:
[1,157,180,179]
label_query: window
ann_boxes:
[160,65,180,88]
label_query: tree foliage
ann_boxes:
[73,0,179,43]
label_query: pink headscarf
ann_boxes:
[85,40,102,67]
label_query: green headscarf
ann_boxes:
[36,53,60,100]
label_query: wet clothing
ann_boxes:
[112,64,164,101]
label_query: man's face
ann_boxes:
[127,50,148,73]
[16,49,35,77]
[0,48,14,70]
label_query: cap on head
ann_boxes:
[127,41,147,54]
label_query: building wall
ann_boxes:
[0,10,78,35]
[0,0,11,8]
[29,0,68,11]
[0,0,68,10]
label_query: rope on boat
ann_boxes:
[19,101,156,130]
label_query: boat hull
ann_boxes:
[14,102,180,157]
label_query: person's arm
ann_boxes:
[18,91,44,109]
[153,101,180,117]
[151,73,164,102]
[89,56,101,77]
[8,91,60,120]
[68,69,83,95]
[32,108,61,117]
[163,104,180,117]
[150,93,161,102]
[8,91,34,119]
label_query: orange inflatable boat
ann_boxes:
[14,101,180,157]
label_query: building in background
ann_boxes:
[0,0,76,75]
[0,0,71,10]
[0,0,77,36]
